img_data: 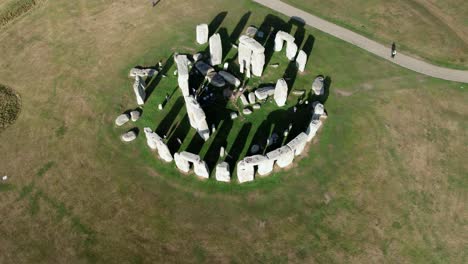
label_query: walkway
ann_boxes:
[253,0,468,83]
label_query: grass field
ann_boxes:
[0,0,467,263]
[284,0,468,70]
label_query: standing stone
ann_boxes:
[219,71,241,87]
[253,104,261,110]
[209,33,222,66]
[274,31,295,52]
[238,43,252,74]
[257,158,274,176]
[267,146,294,168]
[286,132,308,156]
[239,93,249,106]
[130,110,140,121]
[194,160,210,178]
[158,104,163,110]
[314,102,325,116]
[215,162,230,182]
[115,114,130,126]
[274,78,288,107]
[121,130,137,142]
[296,50,307,72]
[196,24,209,44]
[143,127,158,150]
[220,146,225,157]
[286,42,298,61]
[243,108,252,115]
[248,92,256,104]
[174,54,190,96]
[230,112,238,120]
[239,35,265,77]
[133,76,146,105]
[237,160,254,183]
[143,128,173,162]
[312,76,325,95]
[306,120,322,142]
[174,153,190,173]
[251,51,265,77]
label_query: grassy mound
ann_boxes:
[0,84,21,130]
[0,0,36,28]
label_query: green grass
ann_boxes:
[0,0,466,263]
[283,0,468,70]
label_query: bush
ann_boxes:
[0,84,21,130]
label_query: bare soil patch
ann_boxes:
[0,84,21,130]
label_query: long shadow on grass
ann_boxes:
[225,12,251,62]
[145,54,174,102]
[226,123,252,174]
[166,114,191,153]
[156,96,184,136]
[209,12,227,35]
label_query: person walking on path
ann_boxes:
[391,42,397,58]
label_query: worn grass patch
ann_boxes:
[0,0,36,28]
[0,84,21,130]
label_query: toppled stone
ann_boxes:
[209,33,222,66]
[195,61,215,76]
[133,76,146,105]
[174,54,190,96]
[296,50,307,72]
[252,104,261,110]
[243,108,252,115]
[184,96,210,141]
[248,92,256,104]
[219,71,241,87]
[193,52,204,62]
[215,162,230,182]
[239,93,249,106]
[292,89,305,96]
[196,24,209,44]
[130,110,140,122]
[230,112,238,120]
[143,127,158,150]
[270,63,280,68]
[143,127,173,162]
[223,62,229,70]
[209,73,226,87]
[220,146,225,157]
[121,130,137,142]
[314,102,324,116]
[312,76,325,95]
[115,114,130,126]
[254,86,275,100]
[129,68,157,78]
[274,78,288,107]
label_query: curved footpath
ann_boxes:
[253,0,468,83]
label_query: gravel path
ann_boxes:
[253,0,468,83]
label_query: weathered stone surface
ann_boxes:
[251,51,265,77]
[248,92,256,104]
[286,42,298,61]
[237,160,254,183]
[215,162,230,182]
[257,158,274,176]
[238,43,252,74]
[115,114,130,126]
[252,104,261,110]
[274,78,288,107]
[243,108,252,115]
[129,68,157,78]
[296,50,307,72]
[287,132,308,156]
[239,93,249,106]
[174,153,190,173]
[193,52,204,62]
[312,76,325,95]
[180,151,200,163]
[306,120,322,142]
[245,26,258,37]
[274,31,295,51]
[121,130,137,142]
[209,33,222,66]
[267,146,294,168]
[219,71,241,87]
[238,35,265,77]
[130,110,140,122]
[195,61,215,76]
[133,76,146,105]
[209,73,226,87]
[255,86,275,100]
[239,35,265,53]
[194,160,209,178]
[230,112,238,120]
[196,23,209,44]
[174,54,190,96]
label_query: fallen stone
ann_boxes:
[143,127,158,150]
[209,73,226,87]
[115,114,130,126]
[195,61,215,76]
[129,68,157,78]
[196,23,209,44]
[230,112,238,120]
[314,102,325,115]
[254,86,275,100]
[121,130,137,142]
[274,78,288,107]
[270,63,280,68]
[292,89,305,96]
[174,54,190,96]
[252,104,261,110]
[193,53,204,62]
[219,71,241,87]
[243,108,252,115]
[245,26,258,37]
[133,76,146,105]
[215,162,230,182]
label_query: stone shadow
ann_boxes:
[209,11,227,35]
[202,118,234,171]
[166,114,191,153]
[225,122,252,174]
[225,11,251,62]
[145,54,174,102]
[302,34,315,63]
[156,96,184,136]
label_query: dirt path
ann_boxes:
[253,0,468,83]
